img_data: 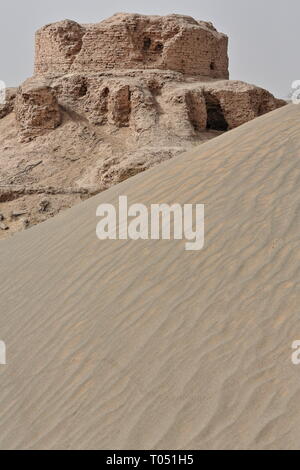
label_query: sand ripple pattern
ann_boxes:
[0,104,299,449]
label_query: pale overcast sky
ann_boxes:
[0,0,298,98]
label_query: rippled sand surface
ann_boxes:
[0,104,299,449]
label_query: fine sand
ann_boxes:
[0,104,299,450]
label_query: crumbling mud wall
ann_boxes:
[0,13,285,142]
[34,14,229,79]
[0,13,287,239]
[15,78,61,141]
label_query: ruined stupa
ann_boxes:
[0,13,285,238]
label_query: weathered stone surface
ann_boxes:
[49,72,284,137]
[201,80,287,129]
[35,14,229,79]
[11,210,28,218]
[39,199,50,212]
[35,20,85,75]
[15,78,61,141]
[162,85,207,137]
[0,88,17,119]
[12,13,284,143]
[108,85,131,127]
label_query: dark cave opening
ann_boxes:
[155,42,164,52]
[78,82,88,97]
[205,94,228,131]
[102,87,109,98]
[143,38,151,50]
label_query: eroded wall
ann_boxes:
[34,14,229,79]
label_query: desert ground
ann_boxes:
[0,103,299,449]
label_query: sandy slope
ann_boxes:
[0,104,299,450]
[0,108,220,240]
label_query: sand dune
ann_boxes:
[0,104,299,450]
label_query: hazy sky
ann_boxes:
[0,0,298,98]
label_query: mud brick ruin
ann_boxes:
[0,13,283,142]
